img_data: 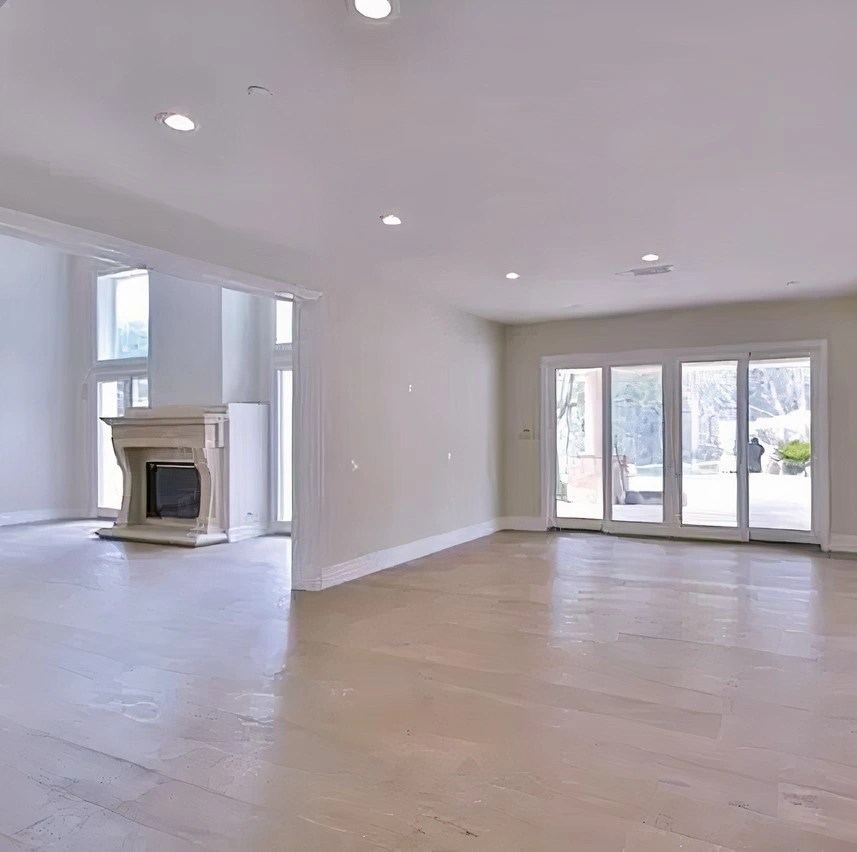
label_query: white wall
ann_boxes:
[148,273,271,407]
[148,273,223,407]
[503,295,857,540]
[221,288,271,404]
[292,286,504,589]
[0,236,84,523]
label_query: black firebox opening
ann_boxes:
[146,462,201,519]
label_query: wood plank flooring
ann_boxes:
[1,523,856,849]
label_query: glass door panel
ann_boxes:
[681,361,739,527]
[748,357,812,531]
[276,369,294,524]
[97,380,127,512]
[97,377,149,513]
[555,368,603,520]
[610,365,664,523]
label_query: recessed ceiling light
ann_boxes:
[156,112,196,132]
[506,272,520,280]
[642,253,660,262]
[354,0,393,19]
[380,213,402,226]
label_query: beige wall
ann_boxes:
[504,295,857,538]
[295,286,505,585]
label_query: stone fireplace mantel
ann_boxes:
[97,404,268,547]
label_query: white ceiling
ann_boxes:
[1,0,856,322]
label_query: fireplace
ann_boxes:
[96,404,269,547]
[146,462,201,519]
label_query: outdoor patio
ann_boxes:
[558,472,812,530]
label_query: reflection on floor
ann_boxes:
[1,523,856,850]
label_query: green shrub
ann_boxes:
[775,439,811,464]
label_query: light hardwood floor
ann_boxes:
[1,523,857,850]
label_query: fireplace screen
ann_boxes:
[146,462,201,519]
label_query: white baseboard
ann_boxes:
[300,519,501,591]
[227,523,269,543]
[830,534,857,554]
[498,516,547,532]
[0,509,82,528]
[293,525,856,592]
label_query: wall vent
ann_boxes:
[616,264,674,277]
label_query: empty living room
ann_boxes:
[2,1,857,850]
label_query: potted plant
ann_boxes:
[774,439,811,476]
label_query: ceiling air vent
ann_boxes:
[616,264,674,277]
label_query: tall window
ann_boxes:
[273,298,294,530]
[94,270,150,514]
[97,271,149,360]
[275,299,293,346]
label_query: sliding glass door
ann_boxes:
[748,357,812,532]
[610,366,664,524]
[547,343,826,546]
[275,369,293,527]
[555,368,603,522]
[680,361,739,528]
